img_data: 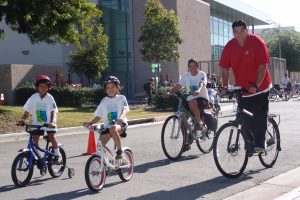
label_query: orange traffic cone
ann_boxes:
[83,130,97,155]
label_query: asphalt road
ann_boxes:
[1,99,300,200]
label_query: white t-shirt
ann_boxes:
[94,95,130,128]
[178,71,209,101]
[24,93,58,131]
[281,77,291,88]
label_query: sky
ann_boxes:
[239,0,300,31]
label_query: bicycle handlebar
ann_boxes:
[17,123,52,133]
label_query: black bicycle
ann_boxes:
[161,92,218,161]
[213,87,281,178]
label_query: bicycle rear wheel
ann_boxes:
[118,149,134,182]
[259,117,280,168]
[11,152,34,187]
[196,128,215,154]
[48,147,66,178]
[213,122,249,178]
[291,89,300,98]
[161,115,185,161]
[85,154,106,192]
[268,91,277,102]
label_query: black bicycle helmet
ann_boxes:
[34,75,51,87]
[103,76,120,88]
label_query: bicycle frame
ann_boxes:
[171,93,206,141]
[18,132,60,171]
[93,128,130,172]
[227,87,281,154]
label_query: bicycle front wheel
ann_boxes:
[161,115,185,161]
[11,152,34,187]
[118,149,134,182]
[85,155,106,192]
[213,122,249,178]
[48,147,66,178]
[259,117,280,168]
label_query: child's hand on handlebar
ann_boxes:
[47,123,55,129]
[17,119,26,126]
[83,122,92,128]
[117,118,124,125]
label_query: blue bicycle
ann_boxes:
[11,124,74,187]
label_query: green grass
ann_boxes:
[0,105,172,128]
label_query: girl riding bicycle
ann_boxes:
[84,76,129,160]
[18,75,61,162]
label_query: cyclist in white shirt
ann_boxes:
[84,76,129,160]
[167,59,209,130]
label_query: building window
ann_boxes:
[98,0,132,95]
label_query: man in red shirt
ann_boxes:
[219,20,272,153]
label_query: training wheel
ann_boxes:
[68,168,75,178]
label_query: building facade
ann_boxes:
[0,0,273,104]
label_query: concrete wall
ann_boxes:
[176,0,211,77]
[132,0,211,95]
[0,64,81,105]
[132,0,178,95]
[0,21,65,66]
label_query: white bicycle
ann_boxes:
[84,123,134,192]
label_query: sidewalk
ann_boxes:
[225,166,300,200]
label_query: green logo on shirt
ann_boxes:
[36,110,47,123]
[108,112,118,123]
[190,86,198,92]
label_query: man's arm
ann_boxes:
[221,68,230,88]
[249,64,266,93]
[256,64,266,88]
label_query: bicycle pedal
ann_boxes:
[183,145,191,152]
[40,166,47,176]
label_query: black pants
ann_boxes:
[241,91,269,148]
[146,92,152,105]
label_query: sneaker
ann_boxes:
[194,121,204,131]
[253,147,265,154]
[53,155,62,164]
[115,150,125,160]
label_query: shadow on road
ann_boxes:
[127,166,270,200]
[126,175,252,200]
[134,155,200,174]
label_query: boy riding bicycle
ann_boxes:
[84,76,129,160]
[18,75,61,162]
[166,58,209,130]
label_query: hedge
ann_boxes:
[15,84,106,107]
[153,86,179,110]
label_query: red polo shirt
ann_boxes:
[219,33,272,91]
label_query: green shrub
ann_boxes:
[14,83,35,105]
[153,86,178,109]
[15,84,106,107]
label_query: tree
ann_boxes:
[67,16,108,85]
[0,0,101,45]
[261,29,300,72]
[138,0,182,74]
[1,0,109,84]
